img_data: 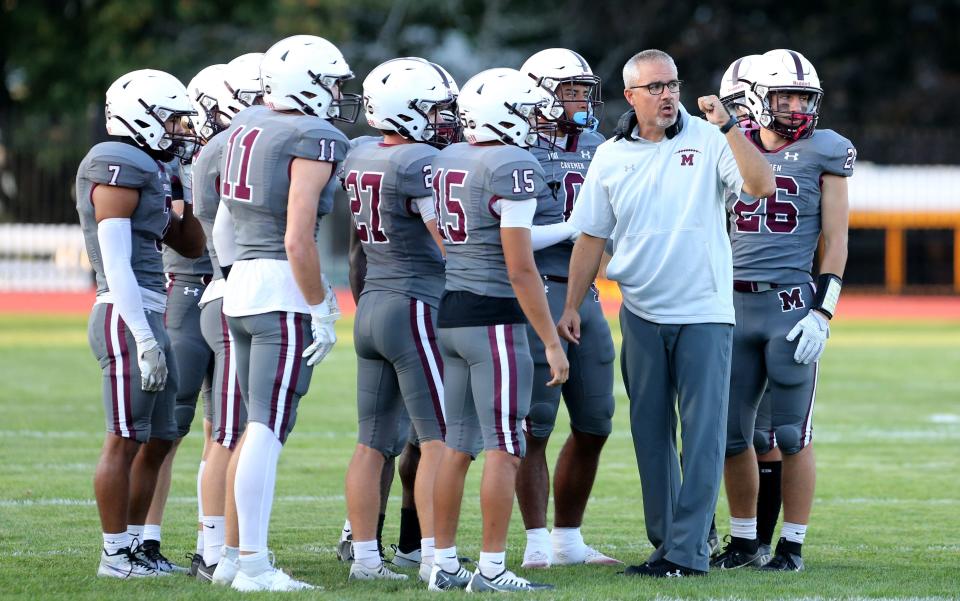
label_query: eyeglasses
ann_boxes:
[628,80,682,95]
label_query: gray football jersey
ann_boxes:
[161,159,213,276]
[343,140,445,306]
[433,143,547,298]
[728,129,855,283]
[192,132,228,279]
[219,105,348,261]
[528,131,605,276]
[76,141,172,296]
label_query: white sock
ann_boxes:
[126,525,144,545]
[238,549,270,576]
[525,527,550,548]
[196,527,204,555]
[341,519,352,541]
[781,522,807,544]
[234,422,282,554]
[435,546,459,572]
[354,539,381,569]
[143,524,161,543]
[478,551,506,578]
[730,517,758,540]
[203,516,226,566]
[197,459,206,522]
[103,531,131,555]
[551,526,584,551]
[421,537,436,566]
[223,545,239,562]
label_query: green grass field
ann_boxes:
[1,314,958,600]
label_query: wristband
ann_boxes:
[812,273,842,319]
[719,115,738,134]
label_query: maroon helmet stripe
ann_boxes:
[732,58,743,83]
[788,50,805,81]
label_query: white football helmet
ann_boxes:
[458,68,554,147]
[744,49,823,140]
[260,35,360,122]
[520,48,602,133]
[718,54,762,128]
[221,52,264,117]
[362,57,460,146]
[187,64,229,141]
[105,69,199,160]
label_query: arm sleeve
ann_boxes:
[499,198,537,228]
[212,202,237,267]
[412,196,436,222]
[530,221,577,251]
[716,132,745,201]
[569,156,616,238]
[97,218,154,345]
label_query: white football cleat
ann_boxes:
[349,561,409,581]
[521,548,552,569]
[97,547,159,578]
[419,562,432,583]
[390,544,421,568]
[211,555,239,586]
[553,544,622,566]
[232,566,315,592]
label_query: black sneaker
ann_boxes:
[624,558,706,578]
[759,538,804,572]
[196,557,218,582]
[710,535,763,569]
[186,553,203,577]
[135,540,188,574]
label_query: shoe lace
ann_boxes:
[494,570,530,586]
[124,542,155,572]
[141,544,170,566]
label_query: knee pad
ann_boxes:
[725,439,750,458]
[753,428,775,455]
[175,402,197,438]
[774,425,804,455]
[526,402,559,439]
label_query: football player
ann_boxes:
[427,68,567,593]
[514,48,620,570]
[185,53,264,582]
[209,35,355,591]
[340,56,458,583]
[137,65,224,575]
[76,69,203,578]
[713,49,854,572]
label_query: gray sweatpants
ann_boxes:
[619,307,732,572]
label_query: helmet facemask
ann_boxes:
[754,84,822,141]
[505,98,557,148]
[110,98,199,160]
[310,71,362,123]
[421,100,462,147]
[193,91,231,141]
[541,75,604,135]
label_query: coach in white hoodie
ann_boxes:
[557,49,774,577]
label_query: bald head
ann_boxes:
[622,49,677,88]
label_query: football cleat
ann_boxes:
[624,558,706,578]
[196,558,217,582]
[337,534,354,563]
[419,562,432,583]
[97,546,159,578]
[135,540,187,574]
[708,525,721,557]
[466,568,554,592]
[553,544,623,566]
[521,548,551,569]
[187,552,203,577]
[390,544,421,568]
[348,561,409,581]
[211,554,239,586]
[759,538,804,572]
[757,543,773,566]
[428,563,473,591]
[232,566,315,592]
[710,536,764,569]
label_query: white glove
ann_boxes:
[302,279,341,367]
[785,310,830,365]
[136,338,168,392]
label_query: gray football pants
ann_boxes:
[165,273,214,438]
[619,307,732,572]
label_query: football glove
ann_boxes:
[302,278,341,367]
[785,310,829,365]
[136,338,168,392]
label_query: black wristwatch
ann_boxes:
[719,115,738,134]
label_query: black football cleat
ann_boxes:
[710,535,763,569]
[759,538,804,571]
[624,558,706,578]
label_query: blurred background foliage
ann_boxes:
[1,0,958,219]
